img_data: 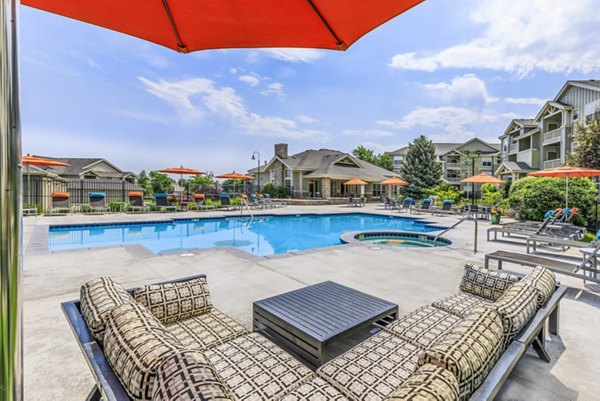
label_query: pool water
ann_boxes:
[48,213,445,256]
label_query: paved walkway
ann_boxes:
[23,204,600,400]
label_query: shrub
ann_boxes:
[508,176,597,226]
[481,183,503,206]
[424,183,462,203]
[261,183,286,198]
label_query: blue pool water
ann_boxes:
[48,213,445,256]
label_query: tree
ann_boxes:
[568,117,600,169]
[399,135,443,198]
[148,171,174,195]
[352,145,394,171]
[188,172,216,193]
[137,170,151,194]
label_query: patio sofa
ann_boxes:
[63,264,565,401]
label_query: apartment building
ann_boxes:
[496,80,600,181]
[387,137,500,193]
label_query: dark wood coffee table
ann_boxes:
[253,281,398,369]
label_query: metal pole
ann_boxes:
[0,0,23,400]
[471,155,475,205]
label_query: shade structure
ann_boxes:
[381,177,408,185]
[156,165,204,199]
[21,155,70,205]
[216,172,253,180]
[22,0,425,53]
[344,178,368,186]
[460,173,504,184]
[528,166,600,208]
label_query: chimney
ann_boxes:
[274,143,288,159]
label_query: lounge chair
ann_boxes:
[250,193,268,209]
[264,193,286,207]
[88,192,110,214]
[154,193,177,212]
[189,194,214,211]
[411,198,431,214]
[127,191,150,213]
[47,192,73,214]
[397,197,413,213]
[487,215,585,242]
[218,193,237,211]
[485,241,600,284]
[432,200,455,216]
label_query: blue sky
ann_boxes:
[20,0,600,175]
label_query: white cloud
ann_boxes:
[297,115,317,124]
[378,106,518,142]
[138,76,322,140]
[341,129,393,138]
[390,0,600,76]
[262,48,324,63]
[239,74,260,87]
[504,97,546,106]
[261,82,285,98]
[422,74,497,105]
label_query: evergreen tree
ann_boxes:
[399,135,443,198]
[568,117,600,169]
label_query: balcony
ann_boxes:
[445,162,461,169]
[509,143,518,154]
[543,126,570,144]
[516,148,539,168]
[544,158,561,169]
[445,177,462,184]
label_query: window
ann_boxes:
[270,171,275,181]
[372,184,383,196]
[393,156,404,165]
[284,169,291,178]
[547,123,559,131]
[481,157,493,167]
[572,108,579,122]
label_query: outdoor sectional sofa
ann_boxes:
[63,264,565,401]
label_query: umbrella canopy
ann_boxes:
[528,166,600,208]
[157,166,204,175]
[344,178,368,185]
[460,173,504,184]
[22,0,425,53]
[21,156,70,205]
[381,177,408,186]
[216,172,254,180]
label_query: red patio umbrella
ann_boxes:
[21,155,70,206]
[156,166,204,199]
[22,0,425,53]
[528,166,600,208]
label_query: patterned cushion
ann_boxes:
[317,331,422,400]
[459,264,519,301]
[418,307,504,400]
[134,277,212,324]
[79,276,133,341]
[432,292,493,318]
[152,350,234,401]
[384,364,459,401]
[492,281,538,339]
[204,333,313,400]
[521,266,556,307]
[103,302,184,401]
[384,305,461,348]
[280,377,349,401]
[166,308,248,351]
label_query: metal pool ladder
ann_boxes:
[433,216,479,253]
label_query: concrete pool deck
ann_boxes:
[23,204,600,400]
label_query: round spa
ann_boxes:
[340,230,451,248]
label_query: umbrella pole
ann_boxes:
[566,175,569,209]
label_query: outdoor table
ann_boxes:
[253,281,398,369]
[351,197,363,207]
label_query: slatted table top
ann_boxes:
[254,281,398,342]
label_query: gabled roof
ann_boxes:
[554,80,600,101]
[388,138,499,157]
[534,101,572,121]
[31,156,135,178]
[303,156,398,181]
[501,119,539,138]
[495,161,535,176]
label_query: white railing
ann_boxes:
[544,159,561,169]
[509,143,518,153]
[543,127,562,143]
[445,162,460,169]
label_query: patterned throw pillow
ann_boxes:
[418,307,504,400]
[459,264,519,301]
[384,364,459,401]
[134,277,212,324]
[521,266,556,307]
[79,277,133,342]
[152,350,234,401]
[103,302,184,401]
[492,281,538,339]
[280,377,349,401]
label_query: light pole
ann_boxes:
[469,150,482,205]
[251,151,260,193]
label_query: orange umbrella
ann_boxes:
[21,155,70,205]
[22,0,424,53]
[156,166,204,199]
[381,176,407,197]
[460,173,504,184]
[216,172,254,180]
[344,178,368,185]
[528,166,600,208]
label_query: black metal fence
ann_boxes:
[65,179,143,204]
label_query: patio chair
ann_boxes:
[463,204,479,219]
[154,193,177,212]
[190,194,214,211]
[411,198,431,214]
[398,197,413,213]
[127,191,150,213]
[264,193,286,207]
[432,199,455,216]
[88,192,110,214]
[47,192,73,214]
[250,193,268,208]
[218,193,237,211]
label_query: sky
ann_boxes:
[20,0,600,176]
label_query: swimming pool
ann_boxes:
[48,213,446,256]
